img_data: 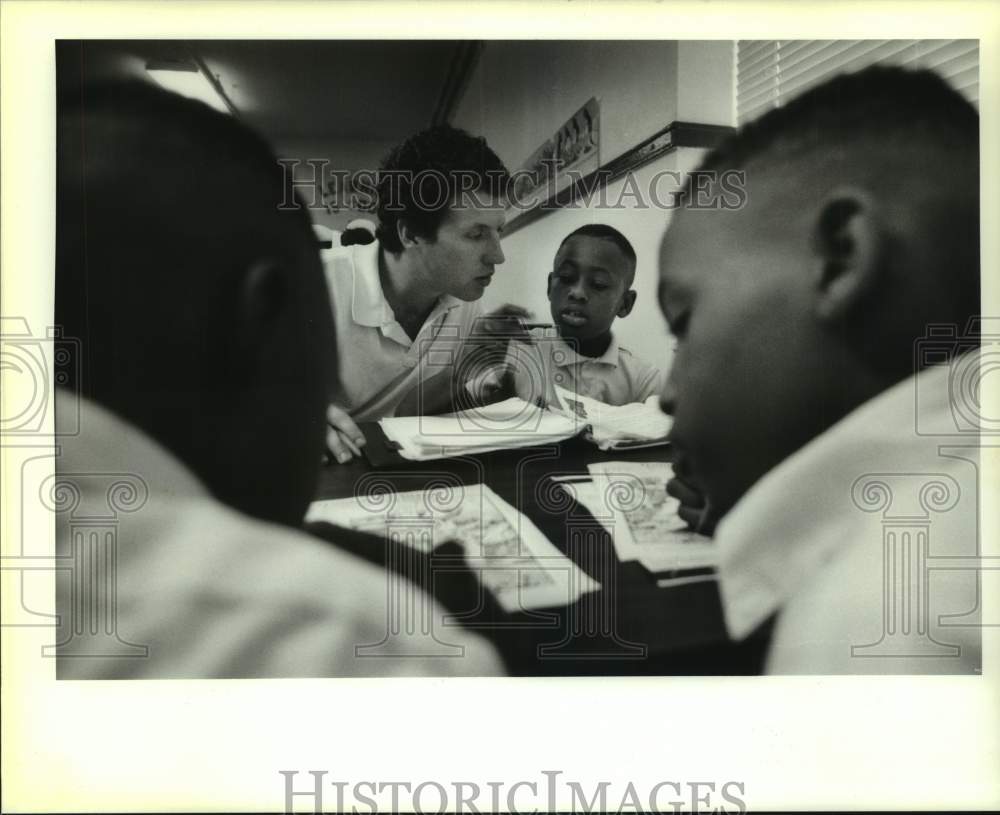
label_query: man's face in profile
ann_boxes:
[413,196,507,302]
[658,200,822,519]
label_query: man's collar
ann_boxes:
[350,241,394,328]
[351,241,463,329]
[57,391,208,500]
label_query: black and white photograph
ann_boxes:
[2,1,998,813]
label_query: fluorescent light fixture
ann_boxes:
[146,59,231,115]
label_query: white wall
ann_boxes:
[452,41,734,376]
[275,137,398,231]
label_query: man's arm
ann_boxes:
[325,403,366,464]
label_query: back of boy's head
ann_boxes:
[685,65,979,374]
[558,224,637,287]
[374,125,510,254]
[57,80,334,526]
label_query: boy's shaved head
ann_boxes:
[558,223,637,287]
[57,80,335,525]
[549,224,638,342]
[694,66,976,176]
[683,66,979,365]
[660,66,979,518]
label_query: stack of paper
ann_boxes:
[380,398,582,461]
[557,461,717,579]
[307,484,598,612]
[553,386,672,450]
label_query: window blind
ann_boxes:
[736,40,979,125]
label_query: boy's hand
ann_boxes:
[459,305,536,408]
[666,474,717,536]
[325,404,366,464]
[484,302,534,322]
[464,362,516,405]
[475,304,536,347]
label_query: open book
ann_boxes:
[561,461,717,577]
[378,390,672,461]
[552,385,672,450]
[307,484,599,612]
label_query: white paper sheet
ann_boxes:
[379,398,581,461]
[553,386,672,449]
[307,483,599,612]
[557,461,718,574]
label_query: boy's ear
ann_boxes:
[232,258,288,371]
[617,288,637,318]
[546,271,556,296]
[811,187,884,322]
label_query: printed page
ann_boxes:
[557,461,717,573]
[379,398,580,460]
[553,385,672,446]
[307,484,598,611]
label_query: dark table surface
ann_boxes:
[307,426,771,675]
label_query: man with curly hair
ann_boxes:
[323,126,510,462]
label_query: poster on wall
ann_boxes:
[508,96,600,221]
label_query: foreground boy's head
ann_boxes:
[548,224,637,341]
[658,66,979,518]
[57,81,335,526]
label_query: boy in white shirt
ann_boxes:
[659,66,981,673]
[480,225,662,408]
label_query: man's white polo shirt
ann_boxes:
[323,237,483,420]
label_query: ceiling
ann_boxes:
[59,39,473,144]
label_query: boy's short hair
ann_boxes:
[374,125,510,253]
[678,65,979,327]
[56,80,317,401]
[558,224,637,273]
[693,65,977,175]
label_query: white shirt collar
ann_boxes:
[350,240,463,333]
[553,334,620,368]
[57,391,207,499]
[350,240,393,328]
[714,357,962,640]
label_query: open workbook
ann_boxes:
[307,484,599,612]
[378,387,672,462]
[558,461,717,583]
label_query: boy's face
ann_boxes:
[658,205,830,519]
[548,235,635,340]
[413,196,506,301]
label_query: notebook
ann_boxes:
[378,390,672,462]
